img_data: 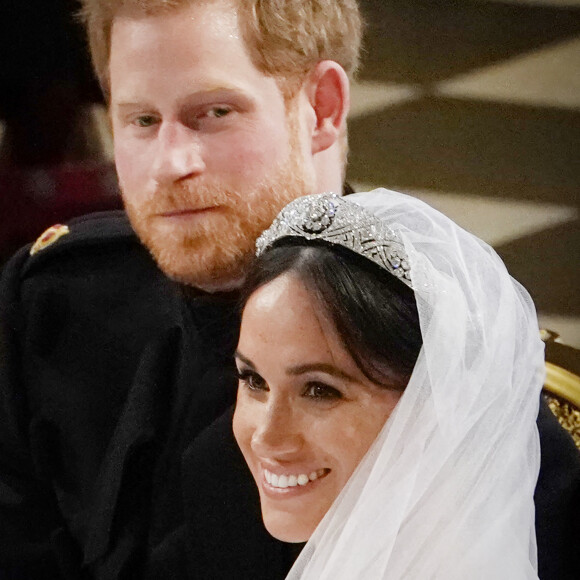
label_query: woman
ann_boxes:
[232,189,545,579]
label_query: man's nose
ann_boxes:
[251,401,303,459]
[151,121,205,184]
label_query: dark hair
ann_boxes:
[240,239,422,391]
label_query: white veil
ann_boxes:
[286,189,544,579]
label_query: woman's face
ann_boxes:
[233,273,401,542]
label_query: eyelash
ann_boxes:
[207,106,232,118]
[304,382,343,401]
[134,115,159,128]
[237,369,267,392]
[236,370,343,401]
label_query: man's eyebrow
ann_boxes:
[112,101,155,112]
[113,86,250,111]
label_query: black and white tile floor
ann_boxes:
[350,0,580,346]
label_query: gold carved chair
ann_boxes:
[541,330,580,450]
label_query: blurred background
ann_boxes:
[0,0,578,346]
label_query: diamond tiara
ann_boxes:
[256,193,413,288]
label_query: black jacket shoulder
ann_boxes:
[15,210,140,278]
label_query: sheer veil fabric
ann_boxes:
[286,189,544,579]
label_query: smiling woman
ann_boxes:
[233,267,414,542]
[233,234,422,543]
[232,190,547,579]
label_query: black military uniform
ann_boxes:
[0,210,579,579]
[0,211,295,579]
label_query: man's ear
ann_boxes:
[306,61,350,155]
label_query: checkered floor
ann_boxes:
[350,0,580,346]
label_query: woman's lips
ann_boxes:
[260,468,330,497]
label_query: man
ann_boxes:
[101,0,356,292]
[0,0,578,579]
[0,1,361,578]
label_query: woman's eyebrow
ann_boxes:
[235,354,354,382]
[234,351,255,368]
[287,363,354,382]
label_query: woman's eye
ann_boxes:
[237,370,267,392]
[304,382,343,401]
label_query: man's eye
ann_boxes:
[237,369,267,392]
[304,382,343,401]
[134,115,158,127]
[207,107,232,119]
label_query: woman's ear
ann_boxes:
[305,61,350,155]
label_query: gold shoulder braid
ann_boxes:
[544,393,580,449]
[30,224,70,256]
[543,362,580,450]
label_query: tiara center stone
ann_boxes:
[302,197,337,234]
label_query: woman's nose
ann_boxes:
[251,401,303,459]
[151,121,205,185]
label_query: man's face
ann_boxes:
[109,0,315,290]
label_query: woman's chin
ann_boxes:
[263,516,314,544]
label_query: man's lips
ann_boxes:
[157,206,220,218]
